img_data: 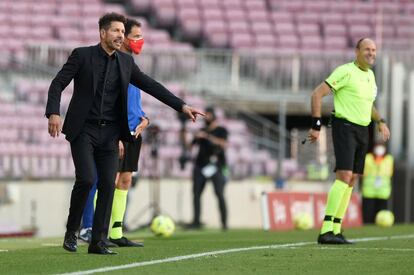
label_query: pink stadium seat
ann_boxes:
[230,33,255,49]
[295,13,320,24]
[349,25,373,41]
[274,23,296,35]
[58,3,81,16]
[251,22,273,35]
[278,34,299,49]
[203,20,227,36]
[375,2,401,14]
[270,11,293,24]
[244,0,267,11]
[300,36,322,50]
[393,15,414,26]
[324,37,348,50]
[396,26,414,38]
[199,0,221,8]
[202,8,224,21]
[206,32,228,48]
[297,24,320,36]
[180,18,202,40]
[247,10,270,23]
[153,5,176,28]
[228,21,250,33]
[103,4,125,14]
[224,9,246,22]
[345,13,371,26]
[130,0,151,13]
[175,0,198,8]
[305,1,330,13]
[275,1,304,13]
[323,24,347,38]
[222,0,243,10]
[328,2,353,13]
[352,2,376,14]
[177,7,200,21]
[321,13,344,25]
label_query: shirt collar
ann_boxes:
[98,43,118,59]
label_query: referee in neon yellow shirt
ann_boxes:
[308,38,391,244]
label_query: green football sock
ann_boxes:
[333,186,353,235]
[320,180,349,234]
[109,188,128,240]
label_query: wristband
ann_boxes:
[311,117,322,131]
[377,118,386,124]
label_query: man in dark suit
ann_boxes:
[45,13,203,255]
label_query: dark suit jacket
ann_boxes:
[45,44,185,142]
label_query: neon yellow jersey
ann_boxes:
[325,62,377,126]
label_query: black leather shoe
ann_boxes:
[63,231,77,252]
[88,241,118,255]
[317,231,345,244]
[109,237,144,247]
[336,233,354,244]
[102,238,118,248]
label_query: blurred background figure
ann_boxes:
[186,107,229,230]
[362,143,394,224]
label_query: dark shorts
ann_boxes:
[332,117,369,174]
[118,135,142,172]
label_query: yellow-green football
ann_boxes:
[293,212,314,230]
[375,210,394,227]
[150,215,175,237]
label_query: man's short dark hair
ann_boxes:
[125,18,142,37]
[98,12,126,30]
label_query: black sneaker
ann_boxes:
[317,231,345,244]
[335,233,354,244]
[78,227,92,243]
[109,237,144,247]
[63,231,77,252]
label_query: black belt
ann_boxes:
[85,119,116,126]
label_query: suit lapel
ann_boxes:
[91,45,100,95]
[117,52,130,95]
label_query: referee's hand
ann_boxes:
[378,122,390,142]
[307,129,320,143]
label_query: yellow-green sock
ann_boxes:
[320,179,349,234]
[333,186,353,235]
[109,188,128,240]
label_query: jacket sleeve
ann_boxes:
[129,62,186,113]
[45,48,81,117]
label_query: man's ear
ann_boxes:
[100,29,105,39]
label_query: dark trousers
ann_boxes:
[67,123,119,243]
[192,165,227,228]
[362,197,388,224]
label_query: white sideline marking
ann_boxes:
[286,246,414,252]
[0,249,8,252]
[56,234,414,275]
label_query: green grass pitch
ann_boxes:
[1,224,413,274]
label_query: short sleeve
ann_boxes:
[325,65,350,93]
[214,127,228,140]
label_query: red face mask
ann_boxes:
[128,37,144,55]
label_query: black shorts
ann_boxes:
[332,117,369,174]
[118,135,142,172]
